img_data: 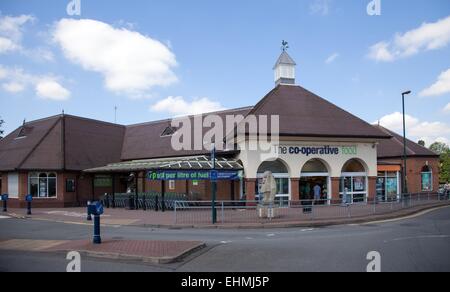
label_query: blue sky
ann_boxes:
[0,0,449,145]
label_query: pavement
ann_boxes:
[0,238,205,264]
[3,199,450,229]
[0,205,449,271]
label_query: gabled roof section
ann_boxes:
[273,51,296,69]
[0,114,126,171]
[0,115,63,171]
[246,85,392,139]
[374,125,439,158]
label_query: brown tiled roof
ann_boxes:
[121,107,253,161]
[374,125,439,158]
[246,85,392,139]
[0,115,125,171]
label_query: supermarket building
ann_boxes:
[0,51,440,208]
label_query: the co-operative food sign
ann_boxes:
[275,145,358,156]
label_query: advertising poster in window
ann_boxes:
[422,173,432,191]
[354,177,365,192]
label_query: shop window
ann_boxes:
[340,159,367,203]
[421,166,433,192]
[376,171,399,202]
[29,172,57,198]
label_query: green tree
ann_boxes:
[429,142,450,183]
[429,142,449,155]
[418,140,426,147]
[441,150,450,183]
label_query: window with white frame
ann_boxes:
[29,172,57,198]
[340,159,368,204]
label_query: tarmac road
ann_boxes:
[0,206,449,272]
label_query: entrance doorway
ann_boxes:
[300,159,330,205]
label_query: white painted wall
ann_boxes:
[236,139,378,179]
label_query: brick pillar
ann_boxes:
[331,177,341,202]
[368,177,377,201]
[290,178,300,201]
[245,178,257,206]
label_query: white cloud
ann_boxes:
[419,68,450,97]
[151,96,226,116]
[35,80,70,101]
[325,53,339,64]
[0,14,34,53]
[310,0,331,16]
[53,19,177,96]
[368,15,450,62]
[377,112,450,146]
[444,103,450,113]
[2,82,25,93]
[0,65,70,101]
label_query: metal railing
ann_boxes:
[101,192,189,211]
[173,192,449,225]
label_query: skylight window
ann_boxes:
[161,126,177,137]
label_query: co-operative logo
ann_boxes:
[67,0,81,16]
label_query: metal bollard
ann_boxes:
[105,193,110,208]
[155,196,159,212]
[142,195,147,211]
[25,194,33,215]
[2,194,8,212]
[93,214,101,244]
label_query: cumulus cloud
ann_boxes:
[377,112,450,146]
[368,15,450,62]
[53,18,178,97]
[35,80,70,100]
[2,82,25,93]
[419,68,450,97]
[325,53,339,64]
[151,96,226,116]
[0,65,70,101]
[0,14,35,53]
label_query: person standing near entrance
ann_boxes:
[313,184,322,203]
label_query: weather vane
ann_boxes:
[281,40,289,52]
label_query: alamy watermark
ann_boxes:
[67,0,81,16]
[366,251,381,272]
[66,251,81,272]
[170,114,280,161]
[367,0,381,16]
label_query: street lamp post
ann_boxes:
[211,143,217,224]
[402,90,412,195]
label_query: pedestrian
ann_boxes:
[313,184,322,203]
[445,182,450,199]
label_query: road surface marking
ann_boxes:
[384,235,450,243]
[353,205,450,226]
[0,216,11,219]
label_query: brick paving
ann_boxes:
[0,239,205,264]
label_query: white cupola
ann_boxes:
[273,41,296,86]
